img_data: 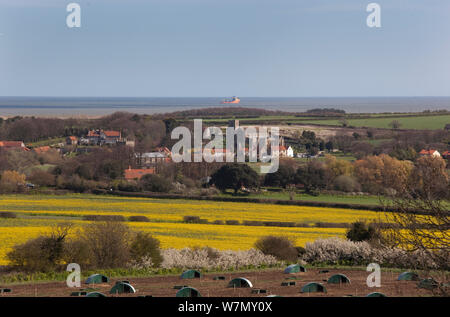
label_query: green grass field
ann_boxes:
[300,114,450,130]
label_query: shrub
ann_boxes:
[302,237,446,269]
[225,220,240,225]
[315,222,351,228]
[128,215,150,222]
[0,170,26,193]
[346,221,378,242]
[79,222,132,269]
[130,232,163,268]
[28,170,55,187]
[254,236,298,262]
[140,174,173,193]
[212,220,224,225]
[243,220,264,226]
[182,216,208,224]
[7,223,72,272]
[263,221,295,227]
[0,212,17,218]
[161,248,279,270]
[83,215,126,222]
[63,239,92,268]
[333,175,361,192]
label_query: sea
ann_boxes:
[0,96,449,117]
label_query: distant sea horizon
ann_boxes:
[0,96,450,117]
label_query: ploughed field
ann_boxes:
[0,268,434,297]
[0,194,384,265]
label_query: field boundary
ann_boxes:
[93,189,395,212]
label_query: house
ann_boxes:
[442,151,450,159]
[33,146,51,154]
[156,147,172,157]
[445,124,450,131]
[102,130,121,144]
[271,145,287,157]
[0,141,29,151]
[125,140,135,147]
[86,130,121,145]
[136,152,169,167]
[286,146,294,158]
[66,136,78,145]
[419,149,441,158]
[124,167,155,181]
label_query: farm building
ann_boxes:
[86,292,107,297]
[327,274,351,284]
[85,274,109,284]
[284,264,306,274]
[110,282,136,294]
[398,272,419,281]
[301,282,327,293]
[418,278,439,290]
[227,278,253,288]
[181,269,201,279]
[0,141,29,151]
[367,292,387,297]
[176,287,201,297]
[418,149,441,158]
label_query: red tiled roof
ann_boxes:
[68,136,77,141]
[0,141,25,148]
[87,131,100,137]
[272,146,287,151]
[104,131,120,137]
[0,141,29,151]
[124,168,155,180]
[34,146,51,154]
[419,149,437,155]
[442,151,450,156]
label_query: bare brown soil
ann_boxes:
[0,268,437,297]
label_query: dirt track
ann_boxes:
[0,268,439,297]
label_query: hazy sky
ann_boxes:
[0,0,449,97]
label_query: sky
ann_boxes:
[0,0,449,97]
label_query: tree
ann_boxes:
[388,120,402,130]
[130,232,163,268]
[140,174,173,193]
[7,223,73,272]
[264,163,295,188]
[382,156,449,294]
[325,140,334,152]
[210,163,259,194]
[325,155,353,179]
[254,236,298,262]
[339,118,349,127]
[294,160,331,193]
[80,221,133,269]
[0,170,26,193]
[354,154,413,194]
[346,221,378,242]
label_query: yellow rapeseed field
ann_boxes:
[0,194,382,265]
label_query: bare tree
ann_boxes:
[381,156,449,295]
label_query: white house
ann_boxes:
[286,146,294,158]
[419,149,441,158]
